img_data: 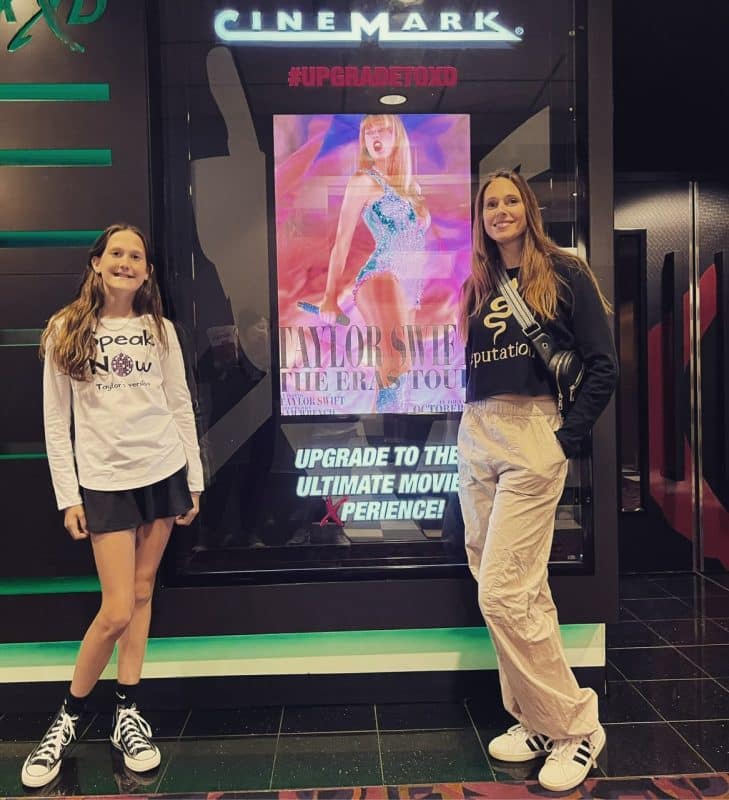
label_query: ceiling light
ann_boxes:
[379,94,407,105]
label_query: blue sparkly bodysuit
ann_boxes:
[352,168,427,308]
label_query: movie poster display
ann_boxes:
[274,114,471,416]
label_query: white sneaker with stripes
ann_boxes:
[538,724,606,791]
[487,723,553,762]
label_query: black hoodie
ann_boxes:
[464,260,618,457]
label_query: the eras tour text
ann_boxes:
[279,323,466,394]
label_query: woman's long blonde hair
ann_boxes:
[357,114,425,215]
[39,224,167,380]
[458,170,611,338]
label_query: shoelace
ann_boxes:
[546,737,589,763]
[506,723,546,740]
[31,711,77,765]
[113,706,154,755]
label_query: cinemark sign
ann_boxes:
[214,9,523,45]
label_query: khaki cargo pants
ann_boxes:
[458,394,599,740]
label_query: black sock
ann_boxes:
[115,682,139,708]
[63,689,87,717]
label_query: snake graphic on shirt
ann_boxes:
[483,278,518,343]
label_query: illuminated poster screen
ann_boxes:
[274,114,471,415]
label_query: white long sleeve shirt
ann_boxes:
[43,316,204,510]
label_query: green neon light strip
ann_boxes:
[0,575,95,594]
[0,328,43,347]
[0,83,109,102]
[0,230,102,247]
[0,149,111,167]
[0,576,99,596]
[0,625,604,681]
[0,443,47,462]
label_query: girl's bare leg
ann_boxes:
[70,530,136,697]
[116,517,175,685]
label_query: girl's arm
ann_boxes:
[320,173,372,316]
[42,339,83,511]
[160,319,205,494]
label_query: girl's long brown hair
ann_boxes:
[39,224,168,380]
[458,170,611,338]
[357,114,426,217]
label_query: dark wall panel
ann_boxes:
[0,350,44,443]
[0,275,81,328]
[0,1,152,585]
[0,103,143,148]
[0,166,149,235]
[615,180,691,328]
[614,178,729,572]
[0,459,96,579]
[1,5,145,81]
[698,184,729,570]
[0,247,92,277]
[0,0,150,278]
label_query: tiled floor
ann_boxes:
[1,571,728,796]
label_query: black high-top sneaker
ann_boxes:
[110,704,161,772]
[111,747,160,793]
[21,705,79,788]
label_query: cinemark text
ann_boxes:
[215,10,522,45]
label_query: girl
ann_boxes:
[457,171,617,793]
[315,114,430,412]
[22,224,204,788]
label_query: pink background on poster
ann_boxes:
[274,114,471,415]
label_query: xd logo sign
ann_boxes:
[1,0,107,53]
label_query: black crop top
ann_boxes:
[465,261,618,457]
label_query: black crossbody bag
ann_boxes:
[495,265,585,413]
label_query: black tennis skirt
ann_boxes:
[80,466,193,534]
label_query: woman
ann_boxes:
[316,114,430,412]
[457,171,617,792]
[22,225,203,788]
